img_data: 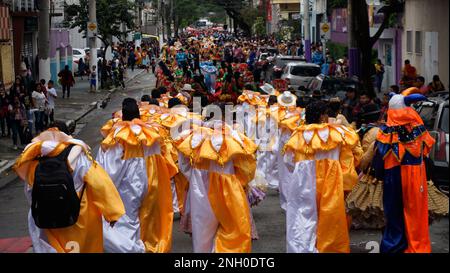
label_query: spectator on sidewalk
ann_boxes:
[90,65,97,92]
[40,79,49,128]
[8,96,27,150]
[428,75,446,93]
[46,80,57,123]
[416,76,429,95]
[78,57,86,80]
[32,83,47,134]
[374,59,385,93]
[128,50,136,72]
[401,59,417,88]
[117,64,125,89]
[342,87,358,123]
[353,92,379,128]
[100,59,108,90]
[389,85,400,94]
[0,82,12,137]
[58,65,75,99]
[10,77,25,101]
[12,77,33,134]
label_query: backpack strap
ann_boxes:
[56,144,87,200]
[55,144,76,161]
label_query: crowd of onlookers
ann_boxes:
[0,40,161,151]
[0,77,57,150]
[75,40,160,90]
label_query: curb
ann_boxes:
[0,170,18,190]
[0,69,147,189]
[74,69,147,123]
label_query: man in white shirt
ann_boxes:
[47,80,57,122]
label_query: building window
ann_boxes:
[415,31,422,55]
[406,31,413,53]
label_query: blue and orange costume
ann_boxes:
[374,87,435,253]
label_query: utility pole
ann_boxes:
[89,0,98,91]
[157,0,163,49]
[348,0,359,78]
[302,0,311,62]
[38,0,51,82]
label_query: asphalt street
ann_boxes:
[0,72,448,253]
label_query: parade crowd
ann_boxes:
[12,29,448,253]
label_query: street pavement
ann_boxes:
[0,71,448,253]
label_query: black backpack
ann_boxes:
[32,144,85,229]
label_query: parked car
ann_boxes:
[272,55,307,73]
[72,48,87,75]
[414,96,449,194]
[281,62,321,90]
[305,74,363,101]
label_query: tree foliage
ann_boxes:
[348,0,405,97]
[254,16,266,37]
[63,0,137,47]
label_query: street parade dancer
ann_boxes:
[174,116,257,253]
[14,122,125,253]
[372,87,440,253]
[282,100,363,253]
[97,98,178,253]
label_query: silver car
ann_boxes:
[415,95,449,194]
[281,62,321,90]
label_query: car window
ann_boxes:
[418,104,437,131]
[290,66,321,77]
[73,50,81,55]
[439,106,449,133]
[260,55,268,60]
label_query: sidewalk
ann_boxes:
[0,68,146,189]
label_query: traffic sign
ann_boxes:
[320,22,331,41]
[87,22,97,38]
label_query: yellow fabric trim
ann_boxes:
[208,172,252,253]
[174,126,257,167]
[139,155,174,253]
[315,159,350,253]
[284,124,360,159]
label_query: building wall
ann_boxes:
[402,0,449,88]
[0,43,14,87]
[0,4,14,87]
[50,29,72,84]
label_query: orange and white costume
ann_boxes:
[174,121,257,252]
[14,129,125,253]
[282,123,362,253]
[96,119,178,253]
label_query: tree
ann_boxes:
[350,0,404,97]
[63,0,137,58]
[254,17,266,38]
[327,0,405,97]
[171,0,226,37]
[210,0,255,36]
